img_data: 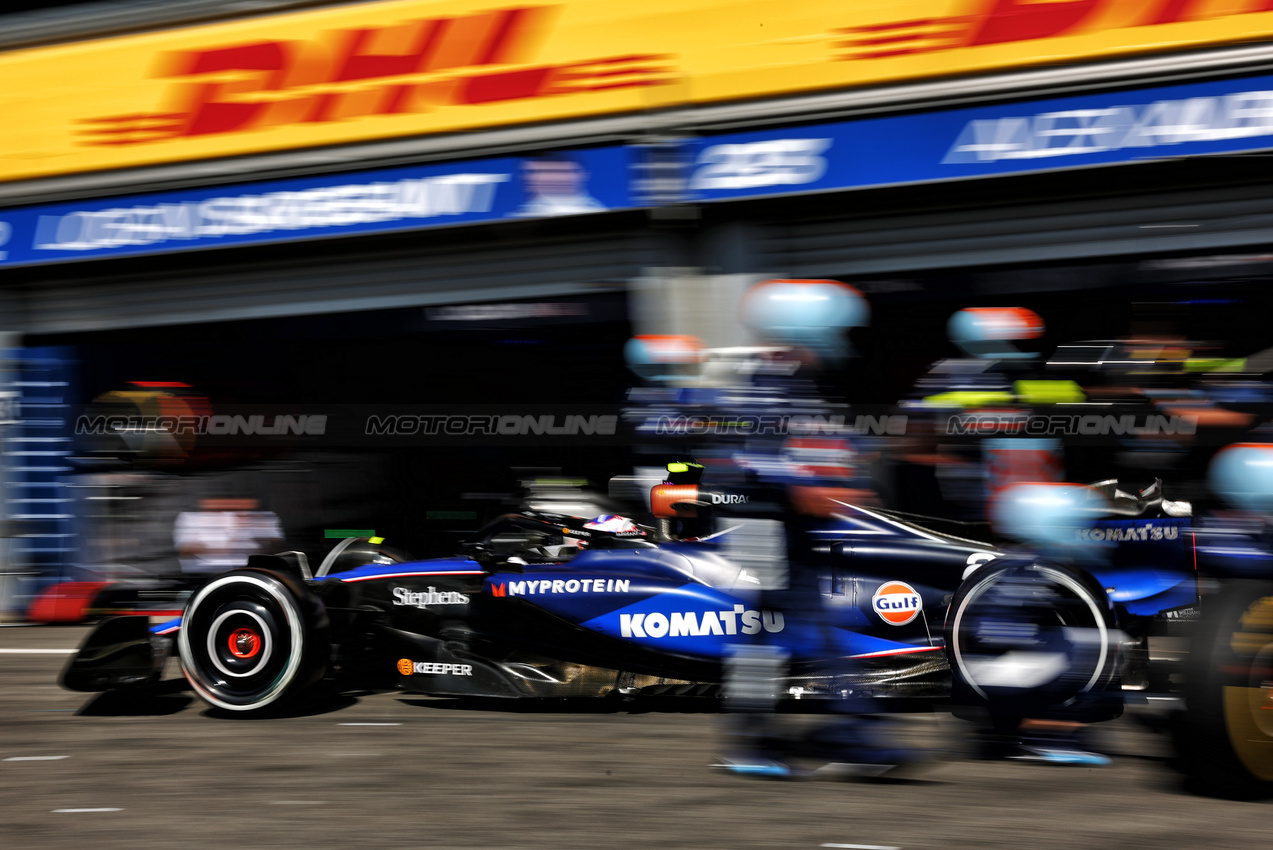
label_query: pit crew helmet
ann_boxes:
[624,335,705,383]
[948,307,1044,360]
[990,482,1110,550]
[1209,443,1273,513]
[739,279,869,361]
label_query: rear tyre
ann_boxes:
[1179,579,1273,800]
[179,569,329,714]
[946,560,1119,722]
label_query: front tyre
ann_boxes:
[1179,579,1273,799]
[179,569,329,713]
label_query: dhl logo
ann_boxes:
[77,5,672,147]
[836,0,1273,62]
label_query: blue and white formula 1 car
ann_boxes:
[61,477,1193,713]
[64,476,1273,793]
[62,504,986,710]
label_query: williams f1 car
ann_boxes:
[62,479,1192,711]
[59,478,1272,797]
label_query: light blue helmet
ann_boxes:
[991,482,1109,549]
[1209,443,1273,513]
[740,279,869,361]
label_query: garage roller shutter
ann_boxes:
[761,183,1273,278]
[20,229,650,334]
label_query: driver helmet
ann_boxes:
[583,514,640,533]
[577,514,644,551]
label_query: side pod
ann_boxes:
[60,616,167,692]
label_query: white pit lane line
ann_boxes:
[337,722,402,726]
[5,755,69,761]
[821,845,901,850]
[269,801,327,805]
[0,648,76,654]
[53,808,123,813]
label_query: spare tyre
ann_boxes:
[946,560,1120,721]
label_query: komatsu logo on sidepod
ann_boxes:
[620,606,783,638]
[1076,525,1179,542]
[872,581,922,626]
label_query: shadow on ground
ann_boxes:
[398,694,724,714]
[76,679,193,716]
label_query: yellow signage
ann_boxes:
[4,0,1273,183]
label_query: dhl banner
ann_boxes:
[4,0,1273,183]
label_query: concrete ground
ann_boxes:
[0,624,1267,850]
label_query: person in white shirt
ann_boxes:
[174,498,284,577]
[512,154,607,218]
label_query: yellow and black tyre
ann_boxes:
[1180,579,1273,800]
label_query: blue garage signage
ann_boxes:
[4,74,1273,268]
[0,145,634,269]
[681,73,1273,202]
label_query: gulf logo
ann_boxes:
[871,581,923,626]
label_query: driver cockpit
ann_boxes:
[465,512,655,570]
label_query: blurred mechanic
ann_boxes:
[976,482,1117,764]
[714,280,919,778]
[895,307,1075,520]
[174,498,284,579]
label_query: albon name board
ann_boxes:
[682,72,1273,202]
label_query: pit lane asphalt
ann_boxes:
[0,625,1267,850]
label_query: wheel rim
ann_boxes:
[952,565,1110,703]
[207,609,274,678]
[179,574,305,711]
[229,627,263,660]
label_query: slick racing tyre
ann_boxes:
[1179,579,1273,800]
[179,569,329,713]
[946,561,1119,720]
